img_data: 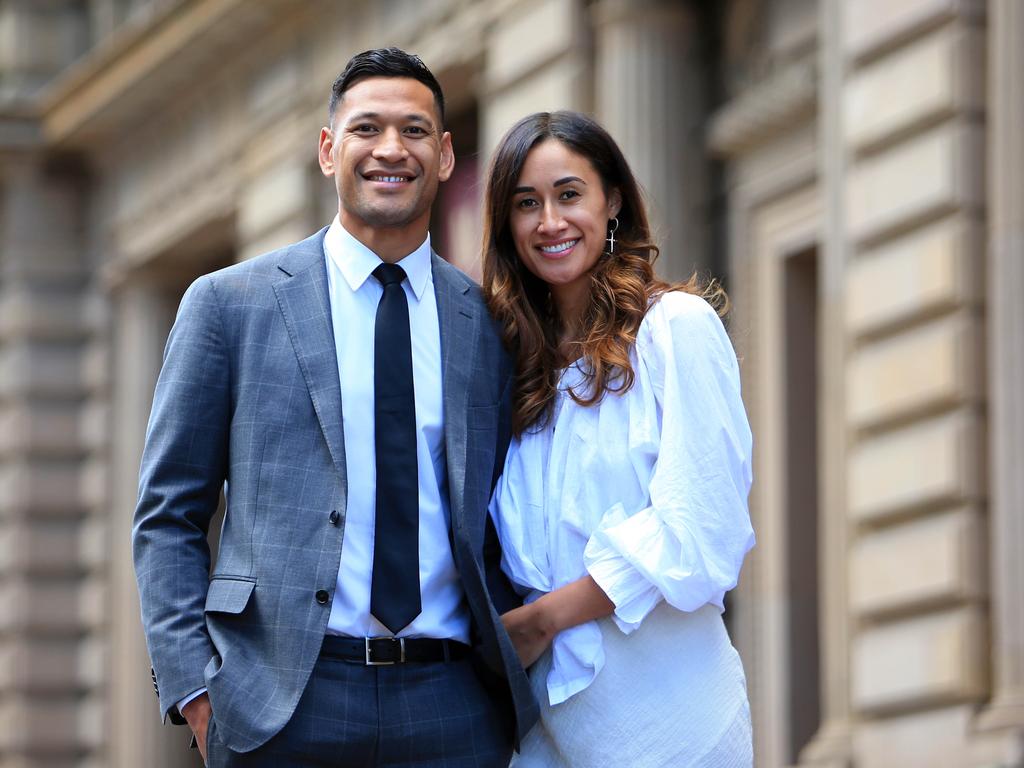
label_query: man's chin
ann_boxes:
[353,203,428,230]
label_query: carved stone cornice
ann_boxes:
[36,0,311,150]
[592,0,678,28]
[0,111,42,155]
[707,59,818,158]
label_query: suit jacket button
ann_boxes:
[315,589,330,605]
[329,510,340,526]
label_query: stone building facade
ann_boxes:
[0,0,1021,766]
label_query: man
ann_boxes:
[133,48,538,767]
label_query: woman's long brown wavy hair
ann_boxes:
[482,111,726,436]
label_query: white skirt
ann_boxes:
[512,602,752,768]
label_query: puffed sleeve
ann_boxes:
[583,292,754,632]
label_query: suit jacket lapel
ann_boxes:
[433,254,478,537]
[272,230,348,490]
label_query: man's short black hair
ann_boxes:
[328,47,446,129]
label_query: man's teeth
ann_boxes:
[370,175,409,182]
[540,240,578,254]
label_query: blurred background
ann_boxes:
[0,0,1021,765]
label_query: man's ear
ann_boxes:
[438,131,455,183]
[318,127,335,177]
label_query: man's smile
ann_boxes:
[362,171,416,186]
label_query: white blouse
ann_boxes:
[489,291,755,706]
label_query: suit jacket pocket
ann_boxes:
[205,576,256,614]
[467,403,499,431]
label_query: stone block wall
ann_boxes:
[838,1,992,764]
[0,161,98,767]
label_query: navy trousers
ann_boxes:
[205,647,513,767]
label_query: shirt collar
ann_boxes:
[324,216,432,300]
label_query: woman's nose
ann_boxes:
[537,204,565,233]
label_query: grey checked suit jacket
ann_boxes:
[133,228,539,753]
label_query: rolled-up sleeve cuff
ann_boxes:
[176,687,207,720]
[584,504,663,633]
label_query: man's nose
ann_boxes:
[372,127,408,163]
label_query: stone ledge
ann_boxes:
[0,519,83,577]
[38,0,311,148]
[0,460,92,519]
[846,216,982,338]
[0,638,87,694]
[847,120,983,248]
[847,311,983,430]
[850,507,984,619]
[0,693,89,754]
[707,59,817,158]
[77,518,108,571]
[0,343,86,400]
[78,457,108,512]
[0,401,88,460]
[848,409,985,523]
[843,0,985,66]
[844,24,983,153]
[854,704,988,768]
[78,402,109,454]
[852,606,988,715]
[0,577,93,635]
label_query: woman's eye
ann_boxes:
[560,189,580,200]
[516,198,538,209]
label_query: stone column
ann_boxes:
[593,0,710,282]
[108,279,196,768]
[797,1,852,765]
[976,0,1024,736]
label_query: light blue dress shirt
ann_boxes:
[323,218,470,642]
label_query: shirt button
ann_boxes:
[315,590,330,605]
[329,510,340,526]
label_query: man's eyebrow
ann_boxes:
[344,111,380,124]
[344,111,435,128]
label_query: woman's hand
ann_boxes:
[501,601,558,668]
[501,576,616,668]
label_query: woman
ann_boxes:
[482,111,755,767]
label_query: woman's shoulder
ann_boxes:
[634,289,738,389]
[639,290,723,346]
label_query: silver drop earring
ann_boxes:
[606,217,620,254]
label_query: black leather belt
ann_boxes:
[321,635,471,665]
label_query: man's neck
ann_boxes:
[340,213,430,263]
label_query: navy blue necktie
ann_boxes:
[370,263,421,633]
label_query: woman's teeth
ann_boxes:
[540,239,578,254]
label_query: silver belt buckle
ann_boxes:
[365,636,404,666]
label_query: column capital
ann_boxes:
[591,0,687,29]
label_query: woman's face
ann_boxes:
[508,139,621,307]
